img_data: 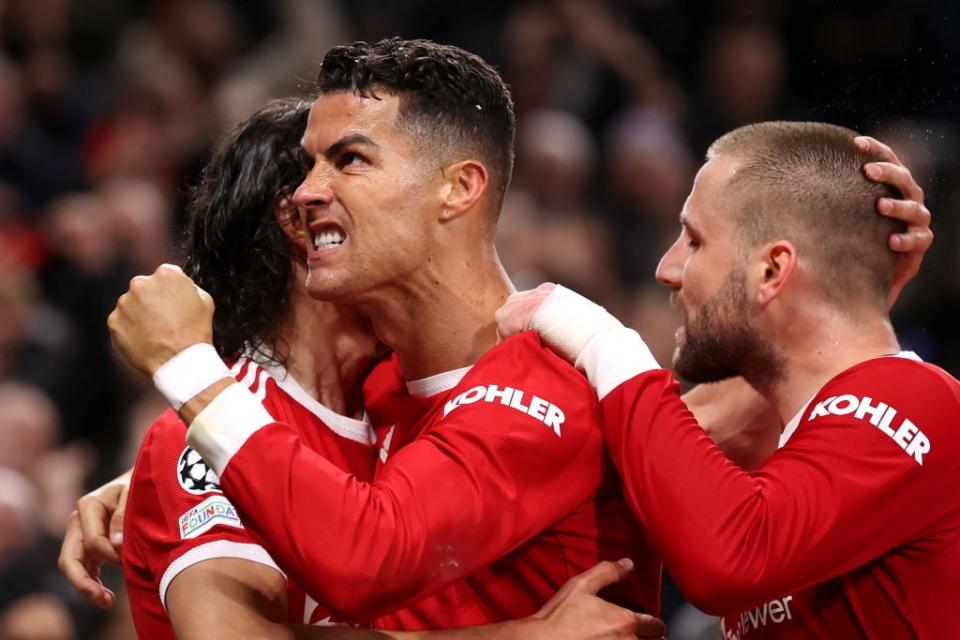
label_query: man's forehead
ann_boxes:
[302,92,400,148]
[684,156,742,229]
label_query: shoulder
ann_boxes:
[802,356,960,466]
[472,331,591,389]
[133,408,224,499]
[442,332,598,438]
[140,408,188,453]
[814,356,960,417]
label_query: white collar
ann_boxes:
[237,345,372,445]
[405,366,473,397]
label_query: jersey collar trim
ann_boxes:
[237,345,372,445]
[406,365,473,397]
[777,350,922,449]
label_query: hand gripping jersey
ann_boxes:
[187,332,661,626]
[580,328,960,639]
[123,354,375,638]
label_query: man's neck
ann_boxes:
[753,307,901,425]
[359,245,515,380]
[270,282,375,418]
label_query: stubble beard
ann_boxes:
[672,269,783,387]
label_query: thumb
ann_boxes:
[574,558,635,595]
[109,485,129,551]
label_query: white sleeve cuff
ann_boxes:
[159,540,284,611]
[529,285,624,363]
[186,383,274,476]
[575,327,662,400]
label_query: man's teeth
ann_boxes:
[313,230,345,250]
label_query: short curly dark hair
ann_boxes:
[182,98,311,364]
[317,37,516,210]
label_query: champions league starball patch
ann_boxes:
[177,446,223,495]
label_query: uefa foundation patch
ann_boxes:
[179,495,243,539]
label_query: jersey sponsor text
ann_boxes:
[808,395,930,465]
[443,384,565,436]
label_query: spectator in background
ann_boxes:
[604,107,695,288]
[688,22,798,154]
[498,108,619,302]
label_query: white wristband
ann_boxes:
[187,383,274,476]
[152,343,232,411]
[529,285,624,363]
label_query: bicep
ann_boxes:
[167,557,290,640]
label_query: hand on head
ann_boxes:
[855,135,933,308]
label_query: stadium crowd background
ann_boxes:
[0,0,957,638]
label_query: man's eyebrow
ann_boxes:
[679,210,701,236]
[324,134,379,159]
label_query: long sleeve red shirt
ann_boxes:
[580,328,960,638]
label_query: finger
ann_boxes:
[890,229,934,253]
[877,198,931,229]
[535,282,558,295]
[855,135,902,165]
[571,558,635,595]
[77,497,121,565]
[59,515,115,608]
[633,613,667,638]
[864,162,923,203]
[109,486,129,550]
[158,263,184,274]
[196,285,215,306]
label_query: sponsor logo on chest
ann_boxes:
[721,595,795,639]
[808,395,930,465]
[443,384,565,436]
[178,495,243,539]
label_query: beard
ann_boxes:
[672,268,782,385]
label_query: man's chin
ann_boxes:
[305,272,352,302]
[673,348,740,385]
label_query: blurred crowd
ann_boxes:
[0,1,957,638]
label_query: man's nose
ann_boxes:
[293,166,334,209]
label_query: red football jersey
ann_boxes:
[364,347,659,630]
[123,354,376,638]
[585,328,960,639]
[210,332,661,626]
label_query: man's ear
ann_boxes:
[274,197,307,253]
[439,160,488,222]
[753,240,797,307]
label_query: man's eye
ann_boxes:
[687,239,700,249]
[337,152,365,169]
[299,151,314,171]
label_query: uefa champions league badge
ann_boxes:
[177,446,223,494]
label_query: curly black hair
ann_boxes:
[182,98,311,364]
[317,37,516,209]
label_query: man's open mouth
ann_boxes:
[310,224,346,251]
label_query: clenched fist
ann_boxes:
[107,264,215,378]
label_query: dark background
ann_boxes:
[0,1,956,637]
